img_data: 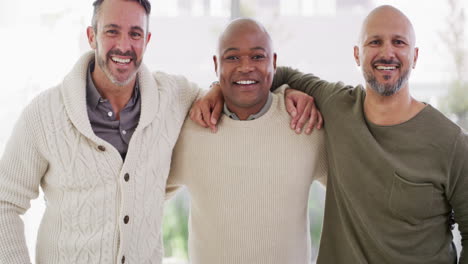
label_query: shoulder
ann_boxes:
[423,105,463,136]
[174,116,218,151]
[23,85,63,120]
[152,71,201,101]
[152,71,196,90]
[415,105,468,157]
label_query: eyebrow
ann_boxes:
[367,34,408,40]
[104,24,120,29]
[222,46,266,55]
[103,24,144,32]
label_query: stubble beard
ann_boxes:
[96,46,141,87]
[364,68,410,96]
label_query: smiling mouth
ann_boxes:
[233,80,258,85]
[375,65,398,70]
[111,56,132,65]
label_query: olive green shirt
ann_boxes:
[272,67,468,264]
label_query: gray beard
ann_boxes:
[364,69,410,96]
[96,46,140,87]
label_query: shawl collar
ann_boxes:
[60,51,160,142]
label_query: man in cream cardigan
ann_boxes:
[0,0,202,263]
[166,18,327,264]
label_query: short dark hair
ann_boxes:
[91,0,152,31]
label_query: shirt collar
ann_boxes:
[223,92,273,121]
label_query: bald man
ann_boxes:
[268,5,467,264]
[166,18,327,264]
[193,5,468,264]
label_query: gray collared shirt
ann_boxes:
[86,62,141,160]
[223,92,273,120]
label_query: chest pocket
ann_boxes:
[389,172,434,225]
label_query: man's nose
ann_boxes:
[116,34,132,52]
[237,57,254,73]
[378,42,396,61]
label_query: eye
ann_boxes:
[252,54,266,60]
[393,39,406,46]
[130,31,142,39]
[368,39,381,45]
[106,29,118,36]
[225,56,238,61]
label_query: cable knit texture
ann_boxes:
[0,51,200,264]
[167,86,328,264]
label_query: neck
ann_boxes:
[91,64,136,120]
[363,85,426,126]
[225,96,269,121]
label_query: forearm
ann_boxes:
[271,66,326,96]
[0,204,31,263]
[0,109,47,263]
[449,133,468,263]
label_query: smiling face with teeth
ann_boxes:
[214,19,277,120]
[87,0,151,88]
[354,6,419,97]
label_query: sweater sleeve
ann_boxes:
[171,74,204,115]
[271,66,348,110]
[312,129,328,187]
[0,103,48,263]
[447,132,468,263]
[160,74,202,201]
[165,119,192,201]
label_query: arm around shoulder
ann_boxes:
[272,66,347,109]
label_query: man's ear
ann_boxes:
[146,32,152,46]
[353,46,360,66]
[273,52,277,72]
[213,55,218,76]
[87,26,97,49]
[412,47,419,69]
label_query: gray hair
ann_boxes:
[91,0,152,31]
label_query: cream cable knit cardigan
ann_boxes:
[0,51,200,264]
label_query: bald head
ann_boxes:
[358,5,416,47]
[353,5,419,97]
[213,18,277,120]
[217,18,273,56]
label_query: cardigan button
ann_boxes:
[123,215,130,224]
[97,145,106,151]
[124,173,130,182]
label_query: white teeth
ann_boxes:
[236,80,256,85]
[111,57,131,64]
[376,66,396,70]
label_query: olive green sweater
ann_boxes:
[272,67,468,264]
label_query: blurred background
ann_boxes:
[0,0,467,263]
